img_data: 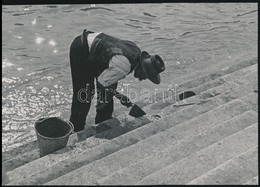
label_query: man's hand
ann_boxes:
[96,81,132,108]
[120,95,132,107]
[114,92,132,107]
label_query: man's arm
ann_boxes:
[97,55,131,87]
[96,55,132,109]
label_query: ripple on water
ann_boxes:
[2,59,14,68]
[80,7,115,12]
[2,77,17,84]
[14,23,24,26]
[45,5,58,8]
[12,12,34,16]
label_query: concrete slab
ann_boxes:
[2,59,257,172]
[46,100,253,185]
[3,149,40,172]
[2,140,38,162]
[172,55,257,90]
[244,175,259,185]
[240,92,258,112]
[151,69,257,118]
[7,85,254,183]
[97,111,257,185]
[2,165,10,185]
[148,63,257,112]
[187,146,258,184]
[233,145,258,174]
[5,59,258,185]
[136,124,258,185]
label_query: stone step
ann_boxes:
[117,67,257,130]
[240,92,258,112]
[2,58,257,169]
[2,118,118,172]
[136,123,258,185]
[96,111,258,185]
[112,56,257,115]
[244,175,259,185]
[2,165,10,185]
[2,140,38,163]
[44,100,255,185]
[135,55,257,107]
[182,59,257,91]
[151,69,257,119]
[171,55,257,91]
[2,114,153,174]
[94,56,256,118]
[192,62,257,93]
[6,70,256,185]
[3,149,40,173]
[4,117,149,179]
[4,58,258,184]
[5,69,256,186]
[144,63,257,113]
[187,145,258,184]
[3,62,256,174]
[120,66,256,127]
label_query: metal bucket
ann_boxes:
[35,117,74,157]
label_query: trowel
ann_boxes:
[128,103,146,118]
[114,91,146,118]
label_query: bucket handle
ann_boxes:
[65,120,75,134]
[35,117,47,124]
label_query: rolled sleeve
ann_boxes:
[98,55,131,87]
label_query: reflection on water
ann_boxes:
[2,3,257,152]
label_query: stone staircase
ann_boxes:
[2,57,258,185]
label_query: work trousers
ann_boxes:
[69,34,114,132]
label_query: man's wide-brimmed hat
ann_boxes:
[140,51,165,84]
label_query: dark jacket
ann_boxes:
[88,33,141,77]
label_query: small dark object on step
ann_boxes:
[152,114,161,120]
[153,114,161,118]
[179,91,196,100]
